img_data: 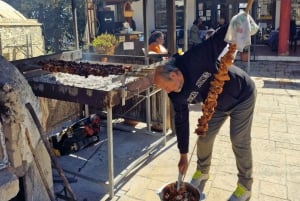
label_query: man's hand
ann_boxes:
[178,153,188,175]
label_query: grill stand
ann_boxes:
[106,87,167,198]
[13,55,168,199]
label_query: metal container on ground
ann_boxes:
[157,181,202,201]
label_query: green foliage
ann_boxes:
[2,0,86,53]
[91,33,119,50]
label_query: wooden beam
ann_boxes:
[166,0,176,55]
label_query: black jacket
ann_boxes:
[168,25,256,154]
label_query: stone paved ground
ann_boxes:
[98,61,300,201]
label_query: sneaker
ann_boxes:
[190,169,209,187]
[228,183,251,201]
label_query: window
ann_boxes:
[291,1,300,25]
[154,0,184,29]
[195,0,216,28]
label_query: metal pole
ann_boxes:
[252,0,257,61]
[143,0,149,64]
[183,0,188,51]
[71,0,80,50]
[247,46,250,73]
[85,0,91,44]
[146,88,151,131]
[245,0,254,73]
[162,90,167,145]
[107,105,114,198]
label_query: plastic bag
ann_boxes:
[225,10,259,51]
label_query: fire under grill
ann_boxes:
[14,56,163,108]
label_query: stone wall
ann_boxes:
[39,98,81,133]
[0,19,45,61]
[0,55,52,201]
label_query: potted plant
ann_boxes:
[91,33,119,55]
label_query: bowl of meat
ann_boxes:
[157,181,201,201]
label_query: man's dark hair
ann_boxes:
[156,57,179,80]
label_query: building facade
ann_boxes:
[131,0,300,46]
[0,1,45,61]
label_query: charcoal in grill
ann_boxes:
[38,60,128,77]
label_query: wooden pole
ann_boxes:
[166,0,176,54]
[25,103,77,201]
[245,0,254,14]
[25,130,56,201]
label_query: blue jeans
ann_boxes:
[196,89,257,190]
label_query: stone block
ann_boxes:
[0,168,19,201]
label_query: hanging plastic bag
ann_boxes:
[225,10,259,51]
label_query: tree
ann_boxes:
[3,0,86,53]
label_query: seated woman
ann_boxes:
[148,31,168,54]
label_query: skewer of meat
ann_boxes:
[195,0,254,137]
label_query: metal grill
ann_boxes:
[14,53,163,108]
